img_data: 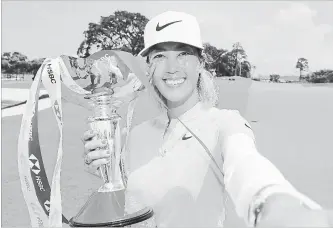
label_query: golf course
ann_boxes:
[1,78,333,227]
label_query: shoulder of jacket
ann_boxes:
[130,114,166,135]
[210,107,243,122]
[130,118,155,134]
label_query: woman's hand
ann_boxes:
[82,130,110,178]
[257,193,333,227]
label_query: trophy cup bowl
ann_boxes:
[59,51,154,227]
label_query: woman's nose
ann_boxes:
[165,57,179,74]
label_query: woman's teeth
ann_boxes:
[164,78,185,86]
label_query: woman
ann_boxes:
[82,11,332,227]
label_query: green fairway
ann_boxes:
[1,79,333,227]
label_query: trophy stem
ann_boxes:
[87,93,125,193]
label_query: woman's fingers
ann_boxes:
[86,149,110,162]
[84,158,109,177]
[90,157,110,169]
[82,130,96,142]
[83,139,107,156]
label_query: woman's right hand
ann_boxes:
[82,130,110,178]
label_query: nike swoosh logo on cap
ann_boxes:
[156,20,182,31]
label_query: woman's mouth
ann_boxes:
[163,78,186,87]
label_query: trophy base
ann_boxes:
[69,189,154,227]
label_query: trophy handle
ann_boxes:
[119,95,139,189]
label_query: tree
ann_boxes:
[77,11,149,57]
[240,60,252,78]
[296,57,309,80]
[2,52,27,64]
[203,42,252,77]
[14,61,29,74]
[9,52,28,63]
[203,43,219,68]
[2,53,12,74]
[214,42,251,77]
[203,43,230,76]
[2,52,11,60]
[231,42,248,76]
[203,43,228,74]
[307,69,333,83]
[216,52,234,76]
[270,74,280,82]
[1,52,45,79]
[209,42,251,77]
[28,58,45,77]
[1,59,10,73]
[1,52,29,74]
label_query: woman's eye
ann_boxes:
[179,51,191,57]
[153,54,164,59]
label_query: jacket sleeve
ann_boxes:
[219,110,321,226]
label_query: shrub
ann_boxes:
[307,69,333,83]
[270,74,280,82]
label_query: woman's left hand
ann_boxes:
[256,193,333,227]
[258,207,333,227]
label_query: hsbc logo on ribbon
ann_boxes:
[46,63,56,84]
[53,100,62,122]
[29,154,41,175]
[44,200,50,212]
[29,154,46,191]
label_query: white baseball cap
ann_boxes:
[139,11,204,57]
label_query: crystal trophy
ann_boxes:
[59,50,155,227]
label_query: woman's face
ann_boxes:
[148,42,202,106]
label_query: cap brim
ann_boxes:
[138,47,150,57]
[139,42,204,57]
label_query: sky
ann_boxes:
[2,1,333,76]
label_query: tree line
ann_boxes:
[1,52,45,76]
[267,57,333,83]
[2,10,332,83]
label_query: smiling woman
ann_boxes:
[146,42,218,111]
[82,11,333,227]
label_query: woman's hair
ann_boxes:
[197,50,219,107]
[146,46,219,110]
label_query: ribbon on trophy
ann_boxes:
[18,51,149,227]
[17,58,67,227]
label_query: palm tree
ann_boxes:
[296,57,309,81]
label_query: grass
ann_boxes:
[1,100,18,109]
[1,79,333,227]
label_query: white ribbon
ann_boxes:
[18,53,142,227]
[18,59,53,227]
